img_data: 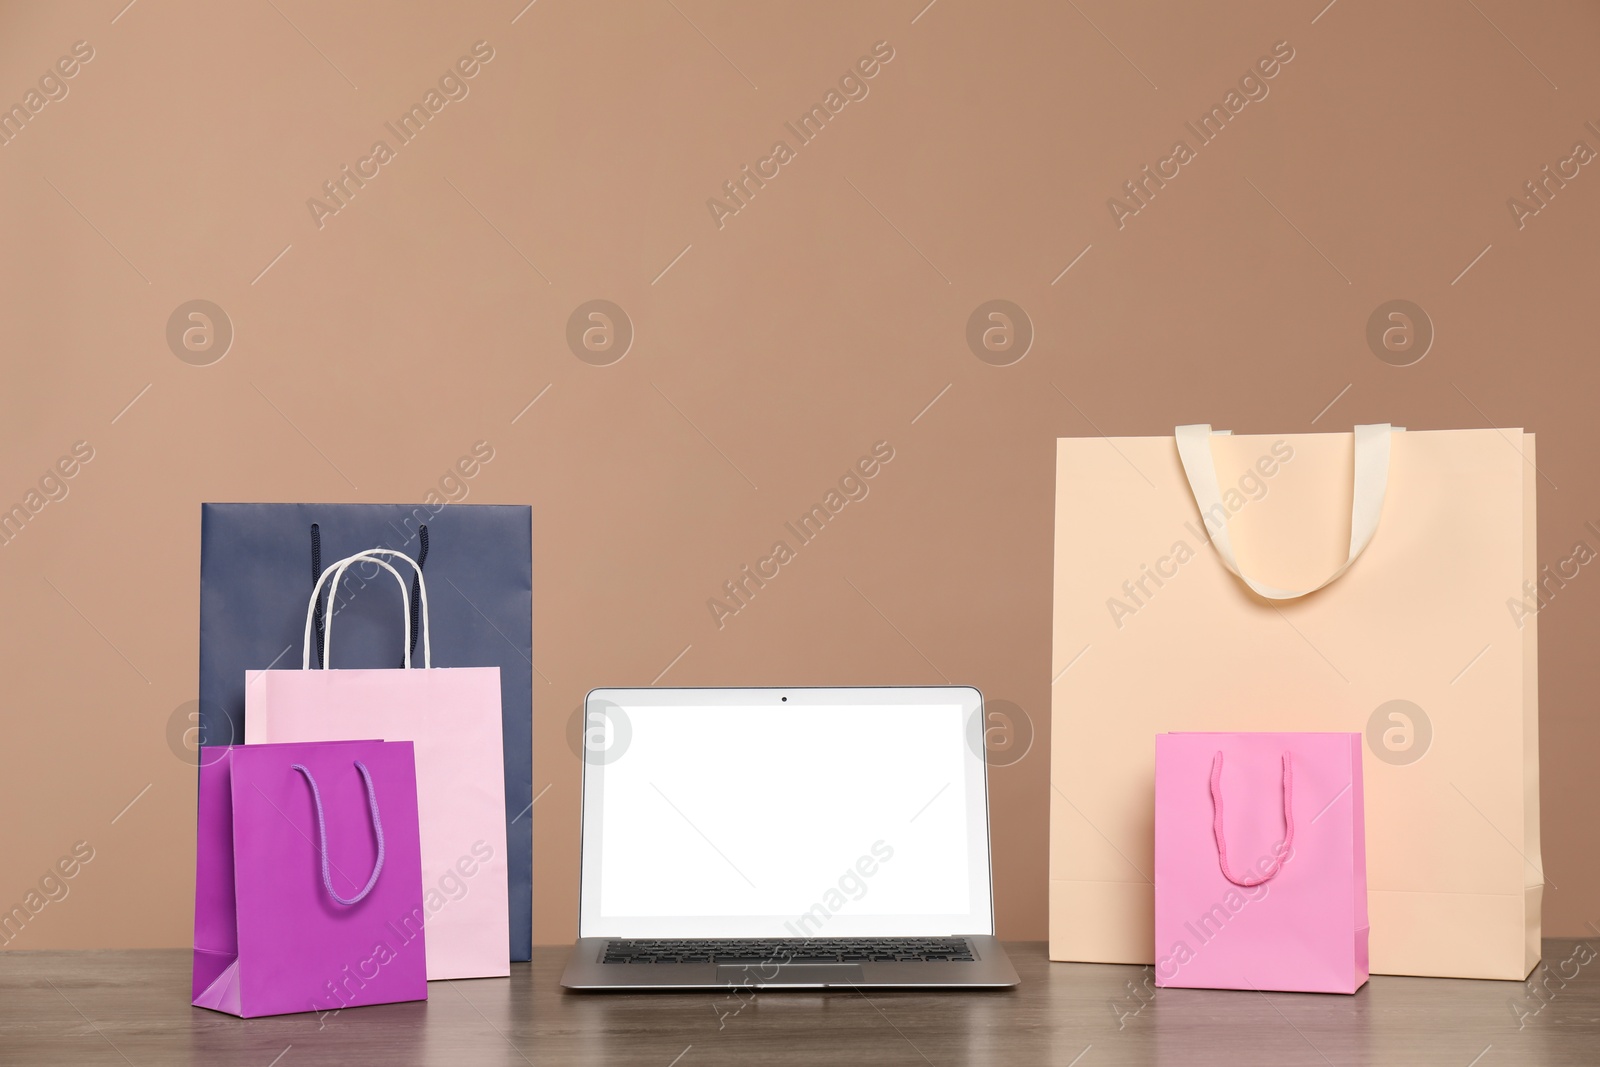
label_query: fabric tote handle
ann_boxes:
[323,549,432,669]
[293,760,385,906]
[301,551,415,669]
[1174,424,1401,600]
[1209,751,1294,888]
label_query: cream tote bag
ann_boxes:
[1050,426,1540,980]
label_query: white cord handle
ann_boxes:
[303,552,411,669]
[300,550,431,669]
[323,549,431,669]
[1174,424,1401,601]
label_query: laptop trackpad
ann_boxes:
[717,963,864,987]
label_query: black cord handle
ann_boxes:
[409,525,429,662]
[310,523,325,669]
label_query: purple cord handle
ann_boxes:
[292,760,385,906]
[1209,751,1294,887]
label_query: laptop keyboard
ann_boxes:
[601,937,975,964]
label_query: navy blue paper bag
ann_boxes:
[199,502,533,962]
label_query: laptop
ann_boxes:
[561,686,1020,990]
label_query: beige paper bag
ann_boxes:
[1050,427,1540,980]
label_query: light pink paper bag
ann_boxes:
[1154,732,1367,994]
[245,549,510,981]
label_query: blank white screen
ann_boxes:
[595,703,975,930]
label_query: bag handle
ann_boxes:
[324,549,432,669]
[1210,751,1294,887]
[310,524,326,669]
[408,527,429,663]
[301,551,416,669]
[308,524,429,668]
[1174,424,1400,600]
[293,760,385,906]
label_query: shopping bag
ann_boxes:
[244,548,510,979]
[1154,732,1367,993]
[1050,426,1539,979]
[192,739,427,1018]
[199,502,532,964]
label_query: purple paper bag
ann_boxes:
[193,740,428,1018]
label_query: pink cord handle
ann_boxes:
[1209,751,1294,887]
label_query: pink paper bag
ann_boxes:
[1154,732,1367,994]
[245,549,510,981]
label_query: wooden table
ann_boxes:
[2,941,1595,1065]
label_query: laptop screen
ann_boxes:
[578,687,995,939]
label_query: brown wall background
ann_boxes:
[2,0,1597,949]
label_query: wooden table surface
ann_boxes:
[2,941,1596,1066]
